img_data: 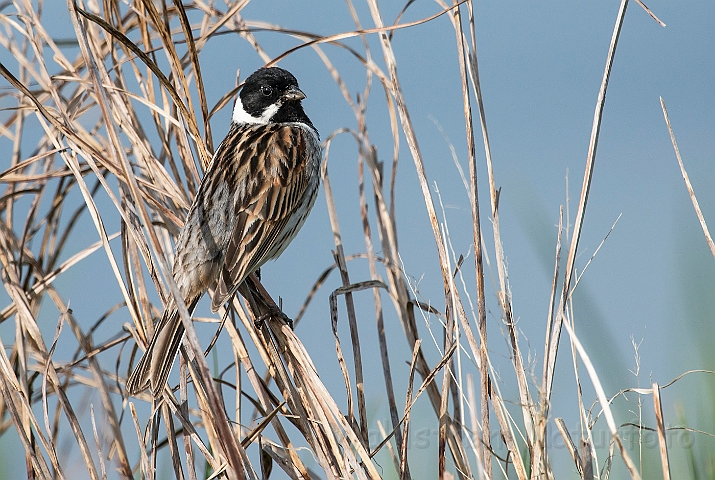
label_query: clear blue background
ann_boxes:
[1,0,713,478]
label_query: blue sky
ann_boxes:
[1,0,714,478]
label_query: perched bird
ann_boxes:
[127,67,321,397]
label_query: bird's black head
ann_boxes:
[233,67,313,127]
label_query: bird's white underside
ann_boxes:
[232,96,280,125]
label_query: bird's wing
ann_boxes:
[210,123,315,312]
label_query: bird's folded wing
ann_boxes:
[210,125,312,312]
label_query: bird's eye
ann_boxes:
[260,85,273,97]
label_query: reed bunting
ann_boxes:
[127,67,321,397]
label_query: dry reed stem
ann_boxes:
[321,152,368,449]
[443,1,493,473]
[400,339,422,480]
[80,2,245,473]
[652,383,671,480]
[661,97,715,261]
[581,439,594,480]
[555,417,582,476]
[356,117,406,469]
[441,0,536,475]
[364,0,477,475]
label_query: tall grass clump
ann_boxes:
[0,0,711,479]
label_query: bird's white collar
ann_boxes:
[232,96,280,125]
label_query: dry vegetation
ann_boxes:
[0,0,708,479]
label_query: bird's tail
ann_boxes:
[126,298,198,397]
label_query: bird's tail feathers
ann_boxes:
[127,297,198,397]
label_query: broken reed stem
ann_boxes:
[652,383,671,480]
[555,417,583,476]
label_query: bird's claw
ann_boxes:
[254,306,293,330]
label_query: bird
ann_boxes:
[126,67,321,397]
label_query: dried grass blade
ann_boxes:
[138,0,209,167]
[634,0,665,26]
[452,4,494,471]
[240,402,285,448]
[466,374,485,476]
[371,341,457,458]
[0,232,119,322]
[72,5,207,160]
[546,0,631,401]
[0,148,66,180]
[399,339,421,480]
[652,382,671,480]
[361,11,474,470]
[162,402,186,480]
[266,327,354,476]
[47,289,132,477]
[130,403,149,477]
[0,334,55,478]
[224,317,310,478]
[561,319,642,479]
[491,392,528,480]
[90,405,108,480]
[661,97,715,261]
[358,151,405,467]
[555,417,582,476]
[173,0,213,152]
[161,395,218,467]
[322,157,369,448]
[542,207,563,383]
[329,285,355,425]
[280,329,382,479]
[268,0,469,67]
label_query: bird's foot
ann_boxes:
[254,305,293,330]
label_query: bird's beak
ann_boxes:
[282,86,306,102]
